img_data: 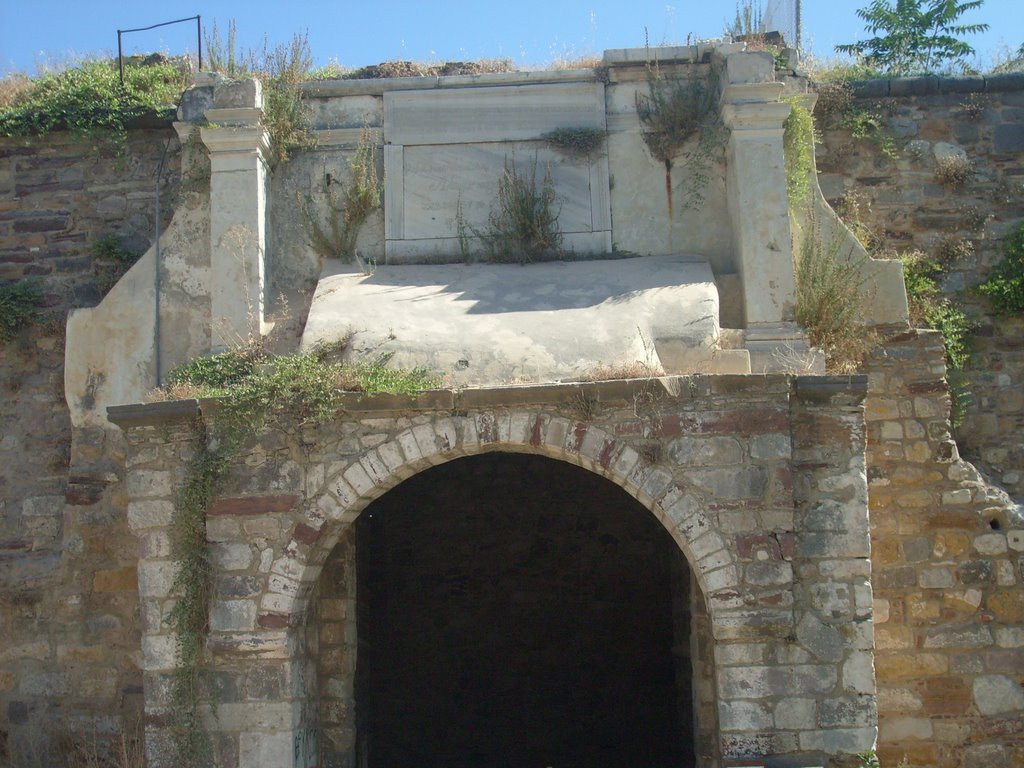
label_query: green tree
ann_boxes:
[836,0,989,75]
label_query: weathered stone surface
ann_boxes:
[973,675,1024,716]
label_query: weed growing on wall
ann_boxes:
[204,21,315,165]
[794,233,878,372]
[0,58,188,144]
[157,340,438,763]
[934,154,973,188]
[977,220,1024,314]
[0,280,43,343]
[298,128,381,262]
[468,155,562,264]
[540,126,607,160]
[635,62,723,216]
[91,235,140,295]
[900,250,973,425]
[900,251,971,371]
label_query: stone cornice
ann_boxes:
[105,373,872,429]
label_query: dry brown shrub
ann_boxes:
[0,73,33,109]
[935,155,973,189]
[145,382,204,402]
[547,53,603,70]
[581,360,664,381]
[343,59,515,79]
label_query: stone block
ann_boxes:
[974,532,1008,555]
[210,599,257,632]
[993,123,1024,154]
[922,623,993,649]
[875,653,948,679]
[22,494,64,520]
[141,634,177,671]
[796,613,844,662]
[668,436,743,465]
[126,470,172,498]
[211,542,254,571]
[973,674,1024,716]
[818,695,877,728]
[843,651,876,695]
[687,466,769,500]
[773,697,815,730]
[137,560,177,597]
[239,731,291,766]
[798,726,875,753]
[880,715,933,741]
[719,700,773,731]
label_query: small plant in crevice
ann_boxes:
[470,155,562,264]
[0,279,43,343]
[794,231,878,373]
[91,234,140,295]
[635,61,723,216]
[977,219,1024,314]
[934,154,973,189]
[842,104,898,159]
[783,98,817,212]
[156,339,439,765]
[934,235,974,266]
[298,128,381,263]
[959,93,987,121]
[811,79,854,124]
[540,126,607,160]
[835,189,879,252]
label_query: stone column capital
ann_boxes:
[719,97,791,134]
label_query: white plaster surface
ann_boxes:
[300,255,730,385]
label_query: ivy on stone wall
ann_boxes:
[156,341,439,763]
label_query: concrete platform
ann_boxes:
[300,254,750,386]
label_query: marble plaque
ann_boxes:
[384,82,605,146]
[383,82,612,262]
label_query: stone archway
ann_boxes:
[316,452,717,768]
[114,378,875,768]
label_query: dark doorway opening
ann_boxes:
[349,452,694,768]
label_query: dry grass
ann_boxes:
[0,73,33,109]
[580,360,664,381]
[145,381,205,402]
[547,53,603,70]
[341,59,515,79]
[7,721,144,768]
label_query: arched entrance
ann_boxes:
[315,453,715,768]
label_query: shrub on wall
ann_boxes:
[977,221,1024,314]
[0,280,43,342]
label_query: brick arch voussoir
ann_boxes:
[262,408,737,626]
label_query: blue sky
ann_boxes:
[1,1,1021,75]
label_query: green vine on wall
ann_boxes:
[783,98,817,212]
[158,341,439,764]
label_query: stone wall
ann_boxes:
[112,375,873,768]
[815,74,1024,498]
[864,329,1023,768]
[0,128,179,761]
